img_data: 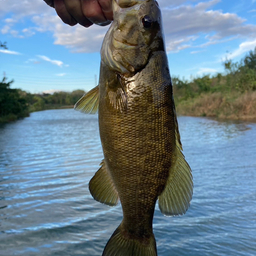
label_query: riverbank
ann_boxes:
[173,48,256,122]
[2,93,256,124]
[175,91,256,122]
[0,84,84,123]
[0,105,74,124]
[2,48,256,124]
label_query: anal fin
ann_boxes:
[89,160,119,206]
[158,126,193,216]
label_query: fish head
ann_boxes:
[101,0,164,76]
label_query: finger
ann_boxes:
[81,0,110,26]
[54,0,78,26]
[98,0,113,21]
[63,0,93,27]
[44,0,54,7]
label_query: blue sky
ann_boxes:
[0,0,256,93]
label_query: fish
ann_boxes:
[75,0,193,255]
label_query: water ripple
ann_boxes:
[0,110,256,255]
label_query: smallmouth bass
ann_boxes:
[75,0,193,255]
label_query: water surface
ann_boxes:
[0,109,255,255]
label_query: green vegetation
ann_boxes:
[0,77,30,123]
[1,41,256,123]
[173,48,256,121]
[1,41,29,123]
[0,84,85,123]
[25,90,85,113]
[0,41,7,49]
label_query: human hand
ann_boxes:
[44,0,113,27]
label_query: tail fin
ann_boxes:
[102,225,157,256]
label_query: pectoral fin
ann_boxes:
[107,74,127,113]
[158,117,193,216]
[89,160,119,206]
[107,87,127,112]
[74,85,99,114]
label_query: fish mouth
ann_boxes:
[115,0,139,9]
[112,37,139,49]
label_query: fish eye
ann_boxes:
[142,15,152,28]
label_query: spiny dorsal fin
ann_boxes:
[158,112,193,216]
[89,160,119,206]
[74,85,99,114]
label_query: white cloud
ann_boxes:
[166,36,197,52]
[0,0,52,18]
[190,50,206,54]
[31,14,108,52]
[22,28,35,37]
[25,58,40,64]
[0,49,21,55]
[42,89,61,94]
[197,67,218,75]
[37,55,64,67]
[1,0,256,54]
[162,0,256,52]
[0,0,53,38]
[159,0,199,8]
[4,18,16,23]
[1,25,10,34]
[10,29,23,38]
[226,39,256,60]
[56,73,66,77]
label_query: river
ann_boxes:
[0,109,255,256]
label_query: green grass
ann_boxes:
[173,48,256,121]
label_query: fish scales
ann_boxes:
[99,53,174,236]
[75,0,193,255]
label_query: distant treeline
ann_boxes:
[26,89,86,112]
[173,47,256,120]
[0,79,85,123]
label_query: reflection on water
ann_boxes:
[0,110,256,256]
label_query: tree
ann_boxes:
[0,77,29,122]
[0,42,30,122]
[194,75,212,93]
[0,41,7,49]
[223,58,239,75]
[244,47,256,70]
